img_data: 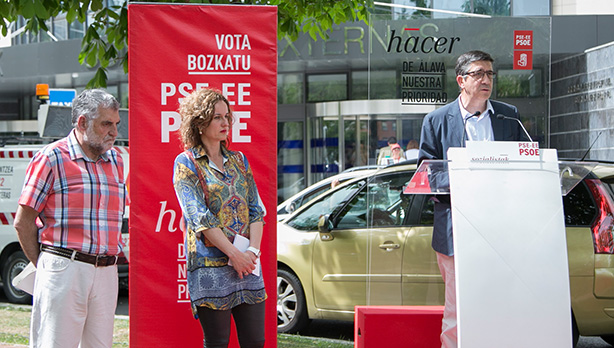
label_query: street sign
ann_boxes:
[49,89,77,107]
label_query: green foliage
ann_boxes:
[0,306,352,348]
[462,0,510,16]
[0,0,373,87]
[0,333,29,345]
[278,334,353,347]
[410,0,432,18]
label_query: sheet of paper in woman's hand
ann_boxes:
[229,234,261,276]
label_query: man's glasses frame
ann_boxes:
[464,70,496,81]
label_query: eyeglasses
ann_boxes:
[464,70,496,80]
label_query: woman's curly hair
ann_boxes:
[178,88,233,150]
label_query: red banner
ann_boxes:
[128,4,277,347]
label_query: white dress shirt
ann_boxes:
[460,100,495,141]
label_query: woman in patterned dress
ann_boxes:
[173,88,266,348]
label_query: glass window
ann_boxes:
[371,119,398,164]
[419,196,436,226]
[400,118,422,159]
[278,121,305,203]
[299,182,336,208]
[352,70,397,100]
[11,17,25,45]
[467,0,510,16]
[433,0,510,16]
[563,181,596,226]
[19,23,28,44]
[40,30,52,43]
[20,95,36,120]
[496,69,543,98]
[106,85,119,101]
[512,0,550,16]
[28,30,37,44]
[335,173,410,229]
[278,73,303,104]
[108,0,124,8]
[287,180,365,231]
[0,102,19,121]
[38,19,54,42]
[53,17,68,41]
[335,185,370,229]
[119,82,129,108]
[309,117,340,183]
[307,74,347,102]
[69,20,85,39]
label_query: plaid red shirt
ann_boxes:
[18,130,126,255]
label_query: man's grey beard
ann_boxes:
[83,125,111,156]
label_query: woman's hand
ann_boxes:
[199,227,261,279]
[229,251,257,279]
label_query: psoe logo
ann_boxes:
[514,50,533,70]
[514,30,533,49]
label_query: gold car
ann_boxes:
[276,163,614,347]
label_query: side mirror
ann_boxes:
[317,214,334,241]
[288,201,297,213]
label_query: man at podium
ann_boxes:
[418,50,530,348]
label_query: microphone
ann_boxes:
[462,111,481,147]
[496,114,533,142]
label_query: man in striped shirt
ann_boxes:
[14,89,126,348]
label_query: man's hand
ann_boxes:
[14,205,41,266]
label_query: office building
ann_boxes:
[1,0,614,201]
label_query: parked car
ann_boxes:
[276,162,614,347]
[277,168,379,222]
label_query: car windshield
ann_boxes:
[334,173,410,228]
[286,171,414,231]
[287,180,366,231]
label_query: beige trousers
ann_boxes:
[437,252,457,348]
[30,252,118,348]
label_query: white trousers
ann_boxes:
[31,252,118,348]
[437,252,457,348]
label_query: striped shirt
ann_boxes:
[18,130,126,255]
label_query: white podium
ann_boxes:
[405,141,596,348]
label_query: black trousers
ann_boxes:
[197,301,266,348]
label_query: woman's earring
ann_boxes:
[199,129,203,135]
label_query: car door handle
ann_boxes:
[379,242,400,251]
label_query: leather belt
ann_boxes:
[41,244,120,267]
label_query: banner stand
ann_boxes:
[128,4,278,347]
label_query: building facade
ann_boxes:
[1,1,614,202]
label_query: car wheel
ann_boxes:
[2,251,33,304]
[277,268,309,333]
[600,335,614,346]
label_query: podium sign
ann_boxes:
[447,143,571,348]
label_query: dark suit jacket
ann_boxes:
[418,98,530,256]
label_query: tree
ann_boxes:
[461,0,510,16]
[0,0,372,87]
